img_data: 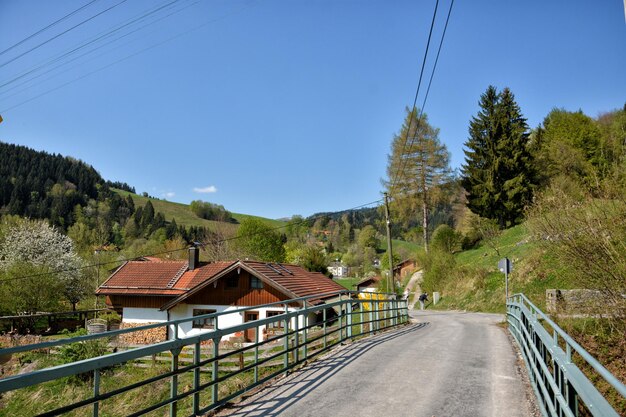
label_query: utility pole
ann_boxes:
[94,248,101,310]
[384,193,394,294]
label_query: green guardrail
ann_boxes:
[507,293,626,417]
[0,290,408,416]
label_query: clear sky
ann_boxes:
[0,0,624,219]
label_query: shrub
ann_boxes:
[431,224,461,253]
[527,180,626,331]
[417,249,456,293]
[189,200,232,222]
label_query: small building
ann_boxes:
[328,261,349,278]
[356,275,381,292]
[96,248,345,344]
[393,259,417,280]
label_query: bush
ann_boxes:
[58,330,109,382]
[417,249,456,293]
[527,180,626,331]
[189,200,232,222]
[431,224,461,253]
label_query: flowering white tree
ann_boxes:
[0,218,88,313]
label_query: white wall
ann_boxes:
[169,304,302,339]
[122,303,309,340]
[123,307,168,323]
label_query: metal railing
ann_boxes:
[507,293,626,417]
[0,290,408,416]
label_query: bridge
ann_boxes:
[0,291,624,416]
[218,310,533,417]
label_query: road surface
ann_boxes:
[217,310,537,417]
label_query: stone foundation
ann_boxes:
[546,289,604,315]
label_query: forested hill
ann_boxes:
[0,141,131,226]
[0,141,267,247]
[308,206,381,230]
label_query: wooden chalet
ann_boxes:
[393,259,417,279]
[356,275,381,292]
[96,247,344,343]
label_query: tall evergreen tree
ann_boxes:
[385,107,452,251]
[461,86,535,228]
[140,201,155,233]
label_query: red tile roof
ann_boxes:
[98,258,346,307]
[241,261,344,303]
[97,261,187,292]
[174,261,234,289]
[96,260,234,296]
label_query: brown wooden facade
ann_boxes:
[107,295,175,311]
[185,269,290,307]
[107,269,295,312]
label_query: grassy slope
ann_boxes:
[430,224,626,412]
[113,189,286,231]
[335,277,362,290]
[432,224,574,313]
[379,238,421,258]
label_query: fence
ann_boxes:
[0,290,408,416]
[507,293,626,417]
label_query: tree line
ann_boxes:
[385,86,626,253]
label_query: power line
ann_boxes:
[0,0,190,92]
[0,2,195,101]
[391,0,454,200]
[0,0,101,58]
[0,0,198,99]
[421,0,454,113]
[0,0,130,70]
[0,1,253,113]
[388,0,440,192]
[0,198,384,283]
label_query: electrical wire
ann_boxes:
[388,0,440,193]
[0,0,199,104]
[0,0,101,58]
[390,0,455,199]
[0,1,253,113]
[0,2,197,101]
[0,198,384,283]
[0,0,131,70]
[0,0,191,92]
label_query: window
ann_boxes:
[192,309,216,329]
[266,310,284,329]
[225,275,239,289]
[250,276,263,289]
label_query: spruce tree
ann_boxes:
[141,201,155,232]
[461,86,535,228]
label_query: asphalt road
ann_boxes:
[217,310,537,417]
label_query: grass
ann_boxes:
[426,224,576,313]
[334,277,361,290]
[113,189,286,231]
[378,238,421,257]
[1,311,385,416]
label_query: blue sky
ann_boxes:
[0,0,624,219]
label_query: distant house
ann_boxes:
[393,259,417,280]
[96,248,345,344]
[327,261,348,278]
[356,275,381,292]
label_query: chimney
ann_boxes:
[188,246,199,270]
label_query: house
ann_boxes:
[356,275,381,292]
[96,247,345,344]
[327,261,348,278]
[393,259,417,280]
